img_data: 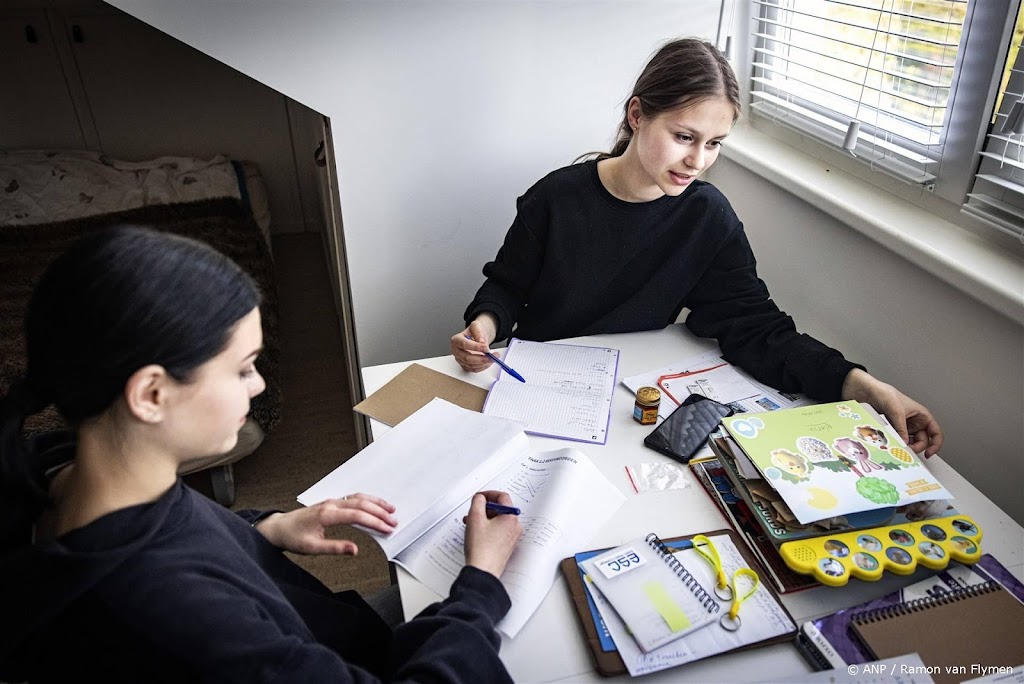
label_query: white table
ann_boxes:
[361,325,1024,683]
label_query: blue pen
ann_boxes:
[485,502,521,516]
[465,335,526,383]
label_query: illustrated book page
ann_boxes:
[722,401,952,524]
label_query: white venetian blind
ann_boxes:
[750,0,968,185]
[962,6,1024,239]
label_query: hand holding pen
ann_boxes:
[464,491,523,579]
[451,322,526,382]
[467,337,526,383]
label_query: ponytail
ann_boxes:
[576,38,740,164]
[0,378,50,548]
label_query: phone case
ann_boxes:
[643,397,734,464]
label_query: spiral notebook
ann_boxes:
[565,529,798,677]
[850,581,1024,684]
[578,533,719,653]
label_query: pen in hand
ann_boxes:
[464,335,526,383]
[485,502,521,516]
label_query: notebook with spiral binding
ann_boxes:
[563,528,797,675]
[849,580,1024,684]
[577,533,719,653]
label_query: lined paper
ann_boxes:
[482,339,619,444]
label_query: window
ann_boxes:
[746,0,1021,220]
[962,4,1024,238]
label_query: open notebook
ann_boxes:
[481,338,619,444]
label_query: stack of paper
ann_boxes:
[297,398,627,637]
[621,348,811,422]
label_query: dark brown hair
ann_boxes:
[583,38,741,161]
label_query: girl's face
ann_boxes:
[630,96,735,200]
[163,307,265,461]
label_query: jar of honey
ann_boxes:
[633,386,661,425]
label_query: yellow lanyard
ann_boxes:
[692,534,760,630]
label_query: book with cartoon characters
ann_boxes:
[721,401,953,525]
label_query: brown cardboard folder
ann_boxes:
[850,581,1024,684]
[353,363,488,427]
[560,527,796,676]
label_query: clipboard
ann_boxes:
[559,527,797,676]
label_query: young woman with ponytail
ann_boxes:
[450,37,942,458]
[0,226,521,683]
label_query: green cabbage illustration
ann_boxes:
[856,477,899,505]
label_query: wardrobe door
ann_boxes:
[0,8,87,150]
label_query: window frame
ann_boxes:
[740,0,1018,209]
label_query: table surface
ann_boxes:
[360,325,1024,683]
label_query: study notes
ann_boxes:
[482,338,619,444]
[297,398,626,637]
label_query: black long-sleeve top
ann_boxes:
[0,441,514,684]
[464,160,861,401]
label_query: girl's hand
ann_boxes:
[254,493,397,556]
[842,369,943,457]
[463,490,523,578]
[451,314,498,373]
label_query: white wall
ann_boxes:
[105,0,721,367]
[104,0,1024,523]
[706,157,1024,526]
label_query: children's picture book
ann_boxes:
[722,401,952,524]
[710,437,958,546]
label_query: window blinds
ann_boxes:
[962,18,1024,239]
[750,0,968,186]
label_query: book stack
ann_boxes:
[696,401,956,587]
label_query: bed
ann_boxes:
[0,149,282,505]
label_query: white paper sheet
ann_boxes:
[622,349,811,422]
[296,398,627,638]
[394,448,626,637]
[482,339,619,444]
[296,398,528,558]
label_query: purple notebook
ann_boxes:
[797,554,1024,668]
[480,338,620,445]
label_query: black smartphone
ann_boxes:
[643,394,735,464]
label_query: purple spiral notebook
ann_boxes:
[481,338,620,445]
[797,553,1024,669]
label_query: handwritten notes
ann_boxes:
[483,339,619,444]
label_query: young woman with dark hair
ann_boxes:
[1,226,521,683]
[451,37,942,457]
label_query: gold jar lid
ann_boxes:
[636,386,661,405]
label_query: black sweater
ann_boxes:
[465,161,861,401]
[0,444,513,684]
